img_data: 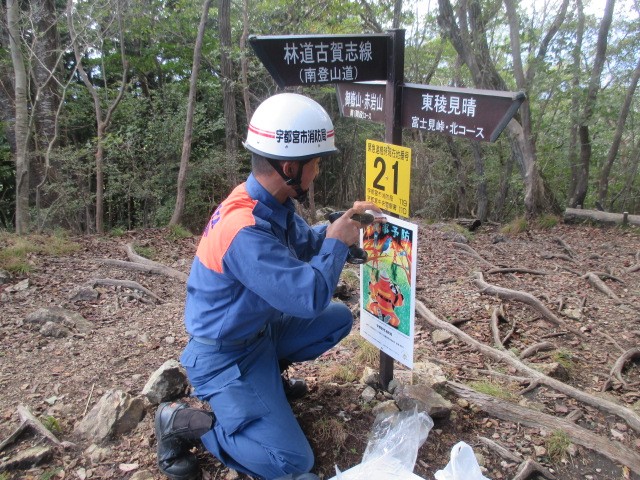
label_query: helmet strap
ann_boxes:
[267,158,311,202]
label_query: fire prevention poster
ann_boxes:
[359,214,417,369]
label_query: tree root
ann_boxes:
[125,243,188,282]
[452,242,496,269]
[603,347,640,391]
[479,436,556,480]
[472,271,585,338]
[582,272,623,304]
[490,305,516,348]
[541,252,576,263]
[416,300,640,434]
[520,341,555,359]
[487,267,549,275]
[445,381,640,475]
[0,405,75,452]
[512,459,557,480]
[88,278,163,304]
[553,236,577,259]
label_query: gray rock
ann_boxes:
[5,278,29,293]
[387,378,401,394]
[372,400,400,417]
[394,384,452,419]
[74,390,145,443]
[24,306,94,334]
[431,329,453,345]
[40,321,71,338]
[361,386,377,403]
[0,269,10,285]
[443,232,468,243]
[142,359,189,404]
[84,444,113,464]
[360,366,380,387]
[70,286,99,302]
[392,361,447,389]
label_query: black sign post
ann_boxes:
[377,29,405,389]
[250,30,525,390]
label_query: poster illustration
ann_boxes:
[360,214,417,369]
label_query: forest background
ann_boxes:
[1,0,639,236]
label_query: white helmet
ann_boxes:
[244,93,337,161]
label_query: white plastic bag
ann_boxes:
[434,441,490,480]
[333,408,434,480]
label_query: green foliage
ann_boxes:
[552,349,574,371]
[41,415,62,435]
[468,380,516,401]
[328,364,359,383]
[0,232,80,273]
[3,0,639,236]
[501,217,528,234]
[343,335,379,367]
[168,224,193,240]
[535,214,560,230]
[0,473,10,480]
[134,244,156,259]
[441,223,474,241]
[545,430,571,462]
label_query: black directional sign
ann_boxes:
[336,82,525,142]
[401,84,525,142]
[249,34,389,88]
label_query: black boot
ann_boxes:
[155,402,213,480]
[279,360,308,400]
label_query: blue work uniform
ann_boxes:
[180,173,353,479]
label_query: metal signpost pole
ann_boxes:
[379,28,405,390]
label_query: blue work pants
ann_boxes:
[180,302,353,479]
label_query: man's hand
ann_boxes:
[325,201,385,247]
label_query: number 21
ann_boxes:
[372,156,399,195]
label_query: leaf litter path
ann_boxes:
[0,223,639,479]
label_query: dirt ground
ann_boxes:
[0,219,639,480]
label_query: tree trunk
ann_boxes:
[597,55,640,206]
[610,142,640,211]
[67,0,128,234]
[568,0,585,206]
[438,0,560,218]
[571,0,615,208]
[494,149,514,220]
[32,0,60,216]
[32,0,59,165]
[7,0,30,234]
[471,141,487,221]
[219,0,238,189]
[239,0,253,123]
[0,4,17,156]
[392,0,402,29]
[446,136,467,217]
[170,0,213,226]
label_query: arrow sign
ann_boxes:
[249,34,389,88]
[336,82,526,142]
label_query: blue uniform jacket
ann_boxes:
[184,174,349,342]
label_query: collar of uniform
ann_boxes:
[245,173,295,230]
